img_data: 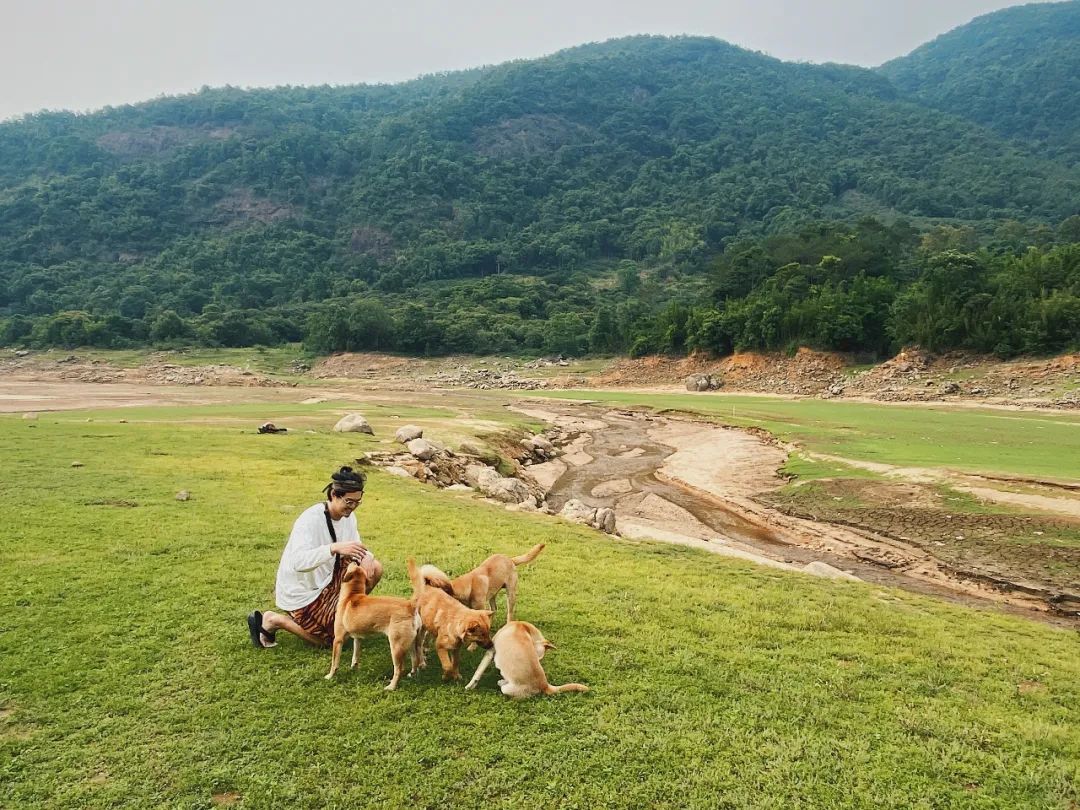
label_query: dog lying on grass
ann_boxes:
[419,543,545,622]
[324,563,421,690]
[408,558,494,681]
[465,620,588,698]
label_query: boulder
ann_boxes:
[559,499,596,525]
[395,425,424,443]
[175,490,191,501]
[383,466,413,478]
[333,413,374,434]
[406,438,438,461]
[465,465,502,490]
[685,374,721,392]
[485,476,533,503]
[594,507,617,534]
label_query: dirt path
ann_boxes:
[518,401,1080,626]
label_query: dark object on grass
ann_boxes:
[247,610,276,648]
[258,422,287,434]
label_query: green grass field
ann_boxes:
[2,405,1079,808]
[537,390,1080,481]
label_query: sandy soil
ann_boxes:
[0,380,311,412]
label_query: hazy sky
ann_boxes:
[0,0,1057,121]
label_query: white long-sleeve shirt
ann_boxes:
[274,502,362,611]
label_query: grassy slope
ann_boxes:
[537,391,1080,481]
[1,405,1079,809]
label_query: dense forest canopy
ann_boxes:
[1,8,1078,358]
[879,0,1080,164]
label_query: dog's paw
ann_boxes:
[384,683,398,691]
[324,673,335,681]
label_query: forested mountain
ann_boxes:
[1,26,1078,358]
[879,1,1080,162]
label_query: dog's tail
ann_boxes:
[512,543,546,566]
[544,682,589,695]
[419,563,455,594]
[406,558,424,598]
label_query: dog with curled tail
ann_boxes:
[419,543,545,622]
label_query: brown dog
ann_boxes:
[408,558,494,681]
[464,620,588,698]
[324,563,421,690]
[419,543,545,622]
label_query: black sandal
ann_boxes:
[247,610,277,648]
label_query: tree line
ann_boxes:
[5,217,1077,360]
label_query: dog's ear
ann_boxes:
[343,562,363,585]
[543,640,556,650]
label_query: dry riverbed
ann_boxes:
[515,401,1080,625]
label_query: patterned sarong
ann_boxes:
[289,551,378,644]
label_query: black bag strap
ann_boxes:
[323,506,337,545]
[324,505,366,560]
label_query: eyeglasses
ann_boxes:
[342,495,364,508]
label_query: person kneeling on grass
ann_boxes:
[247,466,383,648]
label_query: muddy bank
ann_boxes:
[516,402,1080,626]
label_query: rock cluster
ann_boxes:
[558,499,617,533]
[363,437,545,508]
[685,374,722,391]
[424,366,549,390]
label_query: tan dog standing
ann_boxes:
[465,620,589,698]
[408,558,494,681]
[420,543,545,622]
[324,563,421,690]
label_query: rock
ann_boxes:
[22,412,37,420]
[300,397,327,404]
[522,435,556,458]
[559,499,597,525]
[594,507,617,533]
[446,483,472,492]
[458,442,484,456]
[333,413,374,434]
[803,561,860,581]
[827,383,845,396]
[395,425,424,443]
[485,476,533,503]
[71,461,84,468]
[941,381,961,395]
[383,466,413,478]
[406,438,438,461]
[685,374,721,391]
[175,490,191,501]
[465,465,502,490]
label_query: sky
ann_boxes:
[0,0,1058,121]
